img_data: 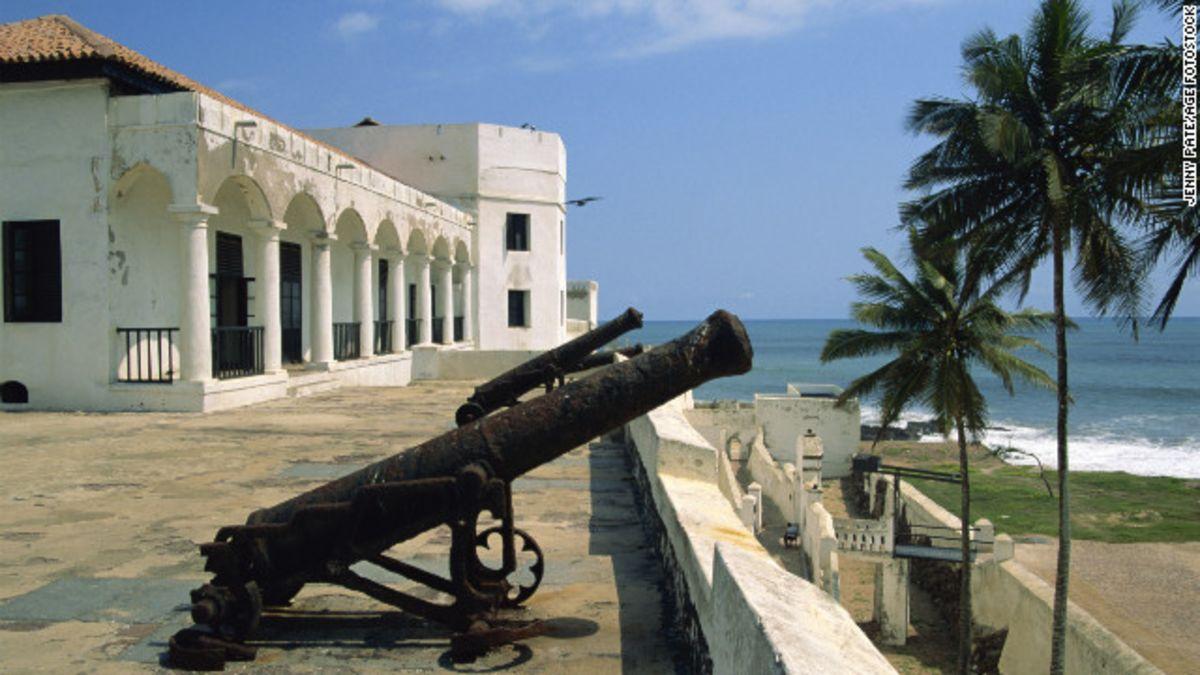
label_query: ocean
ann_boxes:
[620,318,1200,479]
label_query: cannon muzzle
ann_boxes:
[455,307,644,425]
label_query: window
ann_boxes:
[505,213,530,251]
[3,220,61,323]
[508,290,529,327]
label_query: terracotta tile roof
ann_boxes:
[0,14,425,206]
[0,14,238,105]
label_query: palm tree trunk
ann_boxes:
[956,416,972,675]
[1049,228,1071,675]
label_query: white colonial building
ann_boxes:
[0,15,594,411]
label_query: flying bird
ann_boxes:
[566,196,603,207]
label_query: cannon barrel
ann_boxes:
[564,344,645,374]
[455,307,643,425]
[247,310,751,570]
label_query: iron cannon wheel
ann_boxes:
[473,526,545,607]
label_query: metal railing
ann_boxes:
[454,317,464,342]
[211,326,264,380]
[406,319,419,348]
[334,322,361,360]
[375,320,394,355]
[116,327,178,383]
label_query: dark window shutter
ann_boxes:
[215,232,244,276]
[4,220,61,323]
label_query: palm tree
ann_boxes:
[822,234,1055,674]
[899,2,1171,670]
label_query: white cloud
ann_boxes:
[334,11,381,40]
[430,0,944,56]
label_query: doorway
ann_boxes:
[280,241,303,364]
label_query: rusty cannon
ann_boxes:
[564,344,645,374]
[454,307,644,426]
[168,310,752,669]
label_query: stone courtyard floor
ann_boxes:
[0,383,677,673]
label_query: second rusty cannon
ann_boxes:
[169,309,752,669]
[454,307,643,426]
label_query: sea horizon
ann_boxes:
[621,318,1200,480]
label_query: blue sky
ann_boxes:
[2,1,1188,320]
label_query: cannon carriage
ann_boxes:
[169,310,752,669]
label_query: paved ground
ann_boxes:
[1016,538,1200,675]
[0,383,676,673]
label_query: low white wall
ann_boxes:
[627,401,893,674]
[747,433,801,525]
[414,348,541,381]
[685,402,757,457]
[330,353,412,387]
[803,502,840,597]
[974,559,1162,675]
[863,472,1161,674]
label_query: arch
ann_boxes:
[375,219,402,254]
[112,162,175,204]
[1,380,28,404]
[453,239,472,266]
[334,208,369,244]
[406,229,429,256]
[283,192,325,234]
[208,174,272,222]
[431,235,452,262]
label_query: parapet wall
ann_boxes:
[861,472,1162,674]
[626,399,894,674]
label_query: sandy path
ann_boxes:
[1015,539,1200,675]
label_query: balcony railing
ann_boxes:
[432,318,444,345]
[405,319,419,348]
[334,322,361,360]
[454,317,464,342]
[116,327,178,383]
[375,320,394,355]
[211,326,264,380]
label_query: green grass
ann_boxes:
[867,442,1200,544]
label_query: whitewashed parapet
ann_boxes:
[626,400,893,674]
[860,471,1161,674]
[747,430,801,525]
[804,502,840,597]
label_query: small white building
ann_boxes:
[0,15,588,412]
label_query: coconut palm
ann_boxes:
[899,2,1172,669]
[822,235,1055,674]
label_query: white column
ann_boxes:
[251,220,284,373]
[417,255,433,345]
[389,253,406,350]
[460,264,475,345]
[438,260,454,345]
[311,232,335,365]
[170,204,217,382]
[354,243,374,358]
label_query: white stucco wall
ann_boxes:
[755,394,860,479]
[625,399,894,674]
[0,80,115,409]
[306,123,567,351]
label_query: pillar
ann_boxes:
[170,204,217,382]
[460,264,474,344]
[438,260,453,345]
[416,255,433,345]
[389,252,406,350]
[312,232,334,365]
[354,243,374,358]
[874,558,910,646]
[251,220,284,373]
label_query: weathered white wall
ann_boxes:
[755,393,860,478]
[626,399,894,674]
[684,401,758,458]
[305,123,567,351]
[566,279,598,327]
[747,433,802,525]
[0,81,114,409]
